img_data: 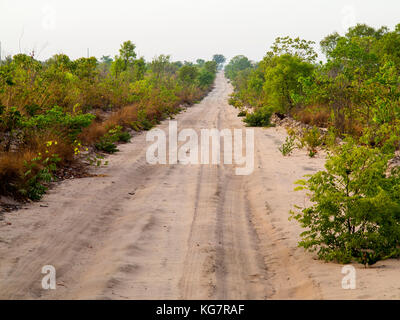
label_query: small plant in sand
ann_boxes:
[301,126,323,157]
[86,153,109,167]
[308,149,317,158]
[279,135,296,156]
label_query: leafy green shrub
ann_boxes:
[0,107,22,132]
[24,104,41,117]
[360,123,400,154]
[224,55,252,81]
[237,110,247,117]
[22,106,95,140]
[21,141,61,201]
[130,122,141,132]
[324,127,339,149]
[197,69,215,88]
[95,125,131,153]
[228,95,243,109]
[140,118,154,131]
[136,110,154,131]
[118,131,131,143]
[130,118,154,131]
[243,106,274,127]
[178,65,199,84]
[291,138,400,265]
[95,140,119,153]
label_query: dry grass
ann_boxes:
[80,84,209,146]
[0,151,34,196]
[176,86,204,104]
[25,132,75,164]
[293,105,331,128]
[107,105,139,127]
[79,104,140,144]
[345,120,364,137]
[0,131,76,198]
[79,122,109,145]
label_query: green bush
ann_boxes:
[291,138,400,265]
[0,107,23,132]
[136,110,154,131]
[228,95,243,109]
[178,65,199,84]
[237,110,247,117]
[118,131,131,143]
[95,140,119,153]
[243,106,274,127]
[95,125,131,153]
[197,69,215,88]
[22,106,95,140]
[21,144,61,201]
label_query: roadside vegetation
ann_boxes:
[0,41,217,201]
[226,23,400,265]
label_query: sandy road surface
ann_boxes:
[1,73,400,300]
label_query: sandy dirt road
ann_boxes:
[1,73,400,300]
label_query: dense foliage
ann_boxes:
[226,24,400,140]
[0,41,217,200]
[291,139,400,265]
[225,23,400,264]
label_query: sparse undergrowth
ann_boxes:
[277,125,326,158]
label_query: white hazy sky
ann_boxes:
[1,0,399,62]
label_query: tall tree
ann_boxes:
[213,54,226,69]
[119,41,137,70]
